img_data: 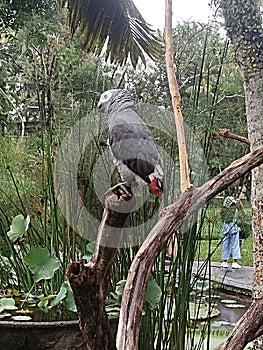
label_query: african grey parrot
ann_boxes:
[97,89,163,198]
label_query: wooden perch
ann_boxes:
[219,128,250,145]
[67,188,135,350]
[117,146,263,350]
[165,0,191,192]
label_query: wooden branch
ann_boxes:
[165,0,191,192]
[67,189,135,350]
[116,146,263,350]
[215,297,263,350]
[219,128,250,145]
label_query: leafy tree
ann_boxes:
[126,22,248,187]
[62,0,163,67]
[0,0,55,31]
[214,0,263,348]
[0,9,116,133]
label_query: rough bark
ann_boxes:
[218,128,250,145]
[165,0,191,192]
[215,0,263,349]
[116,146,263,350]
[67,189,135,350]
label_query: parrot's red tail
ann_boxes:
[148,178,162,198]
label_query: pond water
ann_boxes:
[216,294,249,321]
[0,301,78,322]
[191,290,252,349]
[209,290,251,330]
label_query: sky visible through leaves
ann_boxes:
[132,0,212,29]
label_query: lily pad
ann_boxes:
[189,302,220,320]
[12,315,32,321]
[225,303,246,308]
[23,247,60,282]
[0,297,18,313]
[210,320,233,329]
[7,214,30,241]
[0,313,11,319]
[221,299,237,304]
[105,306,120,315]
[194,280,209,292]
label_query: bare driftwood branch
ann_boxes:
[165,0,191,192]
[219,128,250,145]
[117,146,263,350]
[67,189,135,350]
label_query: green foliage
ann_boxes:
[239,207,252,239]
[0,5,115,303]
[0,0,55,31]
[196,200,253,267]
[219,0,263,71]
[61,282,77,312]
[0,11,113,135]
[0,297,17,313]
[145,276,162,309]
[82,241,96,261]
[63,0,163,67]
[127,22,248,186]
[7,214,30,241]
[36,281,76,312]
[0,5,254,349]
[23,247,60,282]
[112,276,161,310]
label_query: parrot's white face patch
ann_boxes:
[97,90,113,112]
[101,91,112,102]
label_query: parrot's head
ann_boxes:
[97,89,135,114]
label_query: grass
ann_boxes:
[197,236,253,267]
[196,200,253,267]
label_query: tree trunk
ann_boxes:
[216,0,263,348]
[67,189,135,350]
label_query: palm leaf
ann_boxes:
[61,0,163,67]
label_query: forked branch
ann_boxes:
[117,146,263,350]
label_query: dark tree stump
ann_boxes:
[67,188,135,350]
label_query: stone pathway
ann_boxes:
[192,261,253,294]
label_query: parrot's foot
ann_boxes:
[104,182,133,199]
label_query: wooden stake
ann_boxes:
[165,0,191,192]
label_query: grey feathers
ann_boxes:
[97,89,163,193]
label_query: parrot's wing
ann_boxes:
[109,110,162,184]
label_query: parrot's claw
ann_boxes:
[104,182,133,199]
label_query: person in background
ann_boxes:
[221,196,241,269]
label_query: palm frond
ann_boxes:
[61,0,163,67]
